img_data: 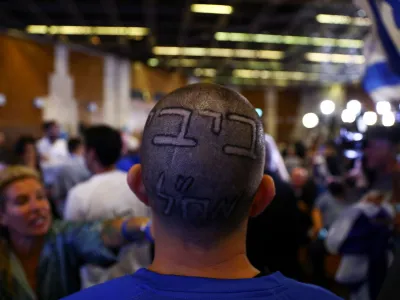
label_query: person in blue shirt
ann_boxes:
[64,83,341,300]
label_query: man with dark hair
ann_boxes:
[53,137,91,216]
[64,125,151,289]
[64,84,340,300]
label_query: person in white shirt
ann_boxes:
[64,125,151,289]
[52,137,91,216]
[36,121,69,185]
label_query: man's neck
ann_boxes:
[47,136,58,144]
[93,165,116,175]
[149,226,259,279]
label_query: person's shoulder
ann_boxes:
[68,180,89,196]
[62,275,140,300]
[274,274,342,299]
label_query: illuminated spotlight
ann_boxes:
[255,108,263,117]
[344,150,359,159]
[363,111,377,126]
[147,58,159,67]
[353,133,363,141]
[382,112,395,127]
[0,94,6,107]
[357,117,367,133]
[153,47,284,60]
[26,25,149,37]
[33,97,45,109]
[87,102,98,113]
[376,100,391,115]
[341,109,356,123]
[346,99,362,115]
[305,52,365,64]
[316,14,372,26]
[214,32,363,49]
[193,68,216,77]
[90,36,100,45]
[302,113,319,129]
[191,4,233,15]
[320,100,335,115]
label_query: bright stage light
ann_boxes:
[302,113,319,129]
[341,109,356,123]
[363,111,377,126]
[320,100,335,115]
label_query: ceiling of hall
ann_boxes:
[0,0,370,87]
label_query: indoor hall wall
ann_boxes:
[69,51,104,125]
[131,62,187,100]
[241,87,301,144]
[276,88,302,143]
[0,35,53,142]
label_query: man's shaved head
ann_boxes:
[141,83,266,241]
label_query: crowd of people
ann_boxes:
[0,83,398,300]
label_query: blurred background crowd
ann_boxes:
[0,0,399,299]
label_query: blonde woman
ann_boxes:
[0,166,151,300]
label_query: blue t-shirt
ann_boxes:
[63,268,341,300]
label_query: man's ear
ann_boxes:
[249,175,275,217]
[127,164,150,206]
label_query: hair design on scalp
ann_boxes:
[141,83,266,240]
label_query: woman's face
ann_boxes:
[0,178,51,238]
[23,143,36,162]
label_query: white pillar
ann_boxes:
[116,58,132,129]
[45,44,78,135]
[264,88,277,139]
[103,55,117,126]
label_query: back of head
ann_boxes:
[68,137,83,155]
[84,125,122,167]
[14,136,35,156]
[141,83,265,242]
[327,180,345,199]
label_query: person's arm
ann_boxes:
[100,217,150,248]
[311,208,324,239]
[60,217,151,267]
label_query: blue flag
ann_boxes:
[355,0,400,101]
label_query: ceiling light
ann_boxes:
[363,111,377,126]
[153,47,284,60]
[194,68,216,77]
[305,52,365,64]
[233,69,319,81]
[376,101,391,115]
[341,109,356,123]
[167,58,198,67]
[382,112,395,127]
[346,99,362,115]
[147,58,159,67]
[302,113,319,129]
[316,14,372,26]
[0,94,6,107]
[191,4,233,15]
[26,25,149,36]
[320,100,335,115]
[215,32,364,48]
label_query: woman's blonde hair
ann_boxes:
[0,166,41,296]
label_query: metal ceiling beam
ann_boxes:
[100,0,121,25]
[16,0,53,25]
[196,0,241,70]
[58,0,86,26]
[0,3,24,28]
[143,0,157,48]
